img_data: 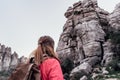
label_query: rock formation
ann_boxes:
[57,0,120,80]
[0,44,27,71]
[0,43,27,80]
[1,0,120,80]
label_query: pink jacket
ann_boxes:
[39,58,64,80]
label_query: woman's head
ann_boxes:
[35,35,58,64]
[38,36,54,49]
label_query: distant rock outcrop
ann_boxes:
[57,0,120,80]
[0,44,27,71]
[0,43,27,80]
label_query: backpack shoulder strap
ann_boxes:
[23,63,34,80]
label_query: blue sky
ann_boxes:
[0,0,120,57]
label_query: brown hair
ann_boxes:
[34,36,58,65]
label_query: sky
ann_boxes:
[0,0,120,58]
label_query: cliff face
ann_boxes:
[57,0,120,80]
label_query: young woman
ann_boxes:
[34,35,64,80]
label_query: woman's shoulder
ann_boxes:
[45,58,59,63]
[41,57,59,66]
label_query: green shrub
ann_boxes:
[106,58,120,72]
[109,31,120,44]
[61,57,74,74]
[0,71,9,77]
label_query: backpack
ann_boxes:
[8,58,40,80]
